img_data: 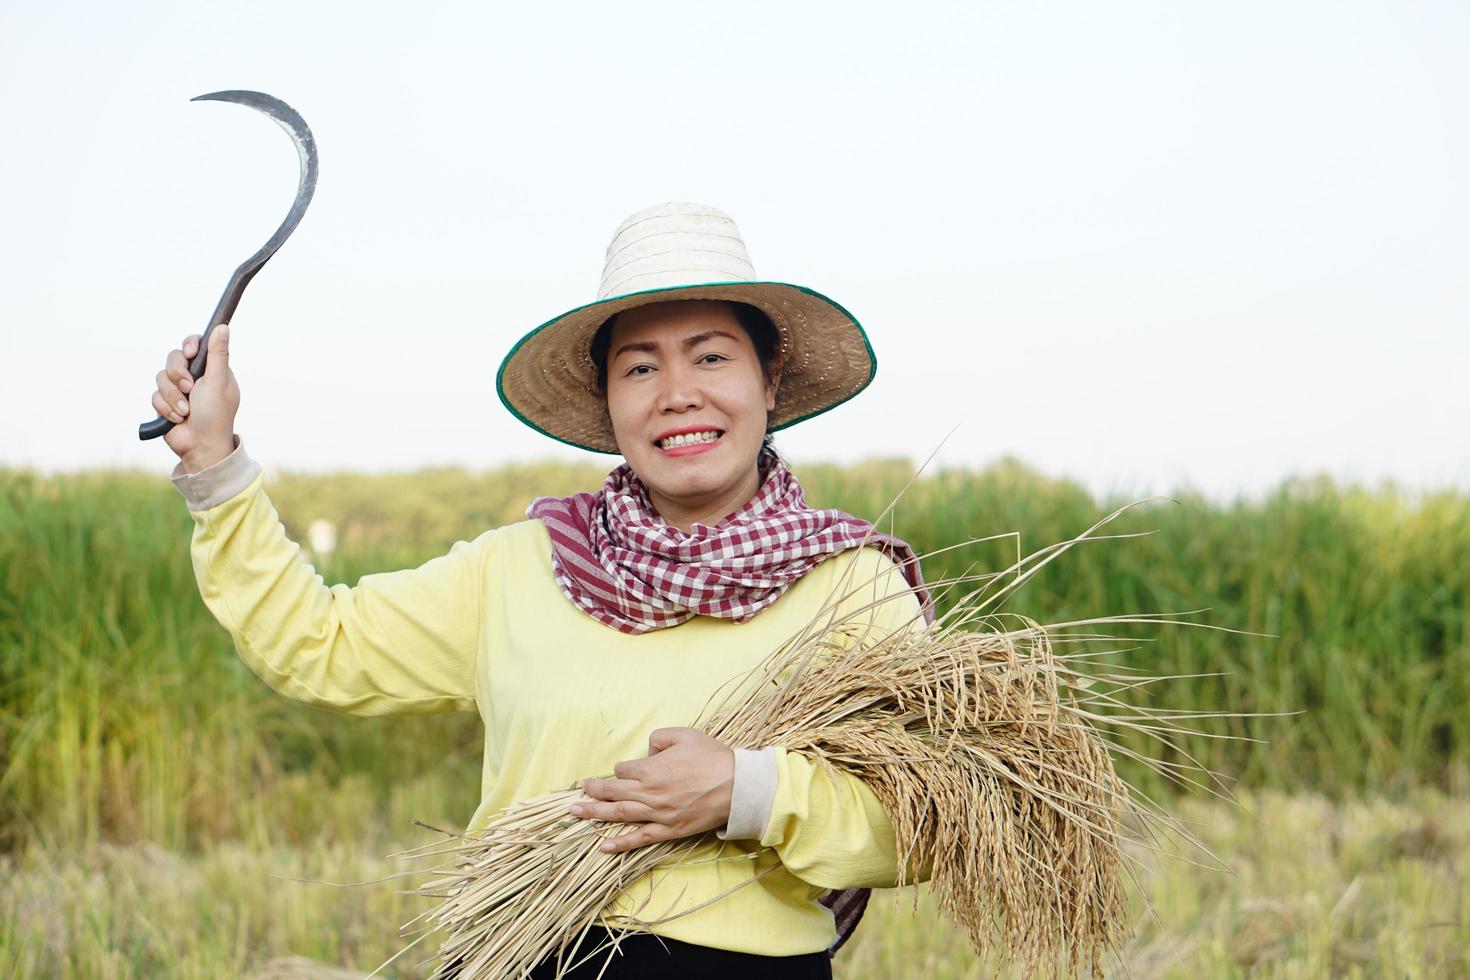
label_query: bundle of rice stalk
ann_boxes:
[378,500,1253,979]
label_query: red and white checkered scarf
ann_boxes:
[526,446,934,633]
[526,446,935,955]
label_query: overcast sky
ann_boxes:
[2,0,1466,502]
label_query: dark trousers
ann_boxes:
[522,925,833,979]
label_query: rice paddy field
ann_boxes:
[2,456,1467,977]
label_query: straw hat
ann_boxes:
[495,201,877,454]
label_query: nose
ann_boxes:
[655,360,705,414]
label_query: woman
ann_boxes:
[155,201,933,978]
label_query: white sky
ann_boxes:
[2,0,1466,503]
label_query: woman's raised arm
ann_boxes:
[154,325,487,715]
[171,435,490,716]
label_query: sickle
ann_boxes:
[138,90,319,441]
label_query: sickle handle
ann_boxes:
[137,260,257,441]
[137,321,219,442]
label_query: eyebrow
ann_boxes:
[612,329,741,361]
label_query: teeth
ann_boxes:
[659,430,720,449]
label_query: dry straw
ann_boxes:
[367,495,1260,980]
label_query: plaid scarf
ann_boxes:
[526,446,935,956]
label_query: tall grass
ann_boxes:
[1,457,1466,859]
[4,788,1466,977]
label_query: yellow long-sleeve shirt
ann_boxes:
[170,436,927,956]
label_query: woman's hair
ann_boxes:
[588,301,784,458]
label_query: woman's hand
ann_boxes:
[153,324,240,472]
[571,727,734,854]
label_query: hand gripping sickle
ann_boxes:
[137,90,319,441]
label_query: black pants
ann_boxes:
[506,925,832,979]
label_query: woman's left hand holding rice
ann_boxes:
[571,727,735,853]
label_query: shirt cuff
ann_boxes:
[169,434,260,511]
[716,746,778,841]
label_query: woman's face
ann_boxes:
[605,299,779,528]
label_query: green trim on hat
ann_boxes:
[496,280,878,455]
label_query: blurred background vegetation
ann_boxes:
[2,457,1466,975]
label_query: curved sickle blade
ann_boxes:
[138,90,319,441]
[191,90,318,272]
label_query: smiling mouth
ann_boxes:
[654,429,724,450]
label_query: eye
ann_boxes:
[624,364,654,377]
[698,353,728,365]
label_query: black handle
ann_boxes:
[137,321,219,441]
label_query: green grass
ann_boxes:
[1,455,1467,975]
[838,788,1470,978]
[2,787,1465,977]
[4,458,1465,853]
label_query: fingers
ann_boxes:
[155,367,190,420]
[647,727,683,754]
[158,333,203,423]
[152,388,185,425]
[567,796,679,854]
[169,337,199,388]
[611,757,652,781]
[578,773,657,830]
[597,823,676,854]
[581,776,646,801]
[165,350,195,394]
[204,323,230,378]
[568,798,657,825]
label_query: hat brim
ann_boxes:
[495,281,877,454]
